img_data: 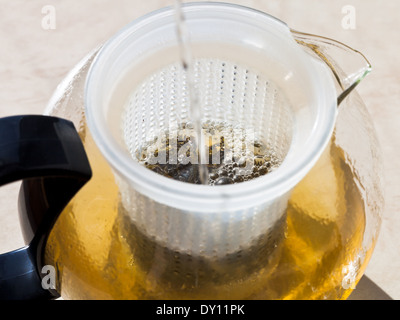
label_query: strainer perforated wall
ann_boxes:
[122,59,293,163]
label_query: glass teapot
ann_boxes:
[0,3,383,300]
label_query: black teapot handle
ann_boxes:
[0,115,92,300]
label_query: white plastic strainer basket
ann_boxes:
[85,3,337,258]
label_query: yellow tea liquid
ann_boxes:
[44,126,370,300]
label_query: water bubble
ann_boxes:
[233,175,244,183]
[259,167,268,175]
[238,157,247,168]
[215,177,234,185]
[209,172,219,180]
[186,121,194,129]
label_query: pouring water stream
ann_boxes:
[174,0,209,185]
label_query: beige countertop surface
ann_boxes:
[0,0,399,300]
